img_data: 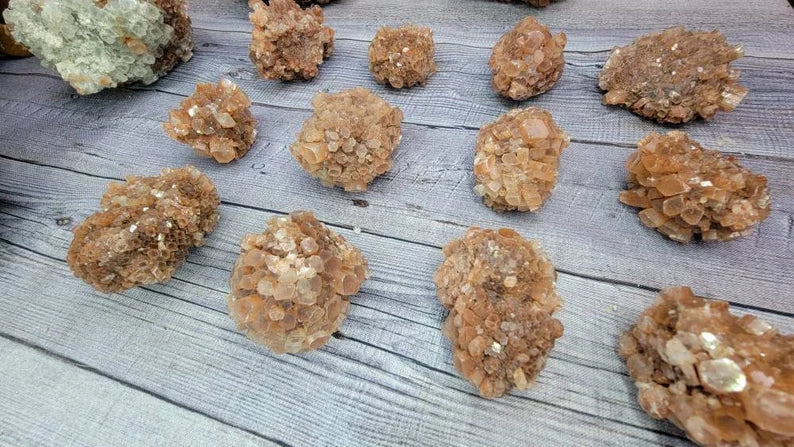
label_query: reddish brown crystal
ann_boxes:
[227,211,369,354]
[151,0,193,79]
[599,27,747,123]
[290,87,404,191]
[164,79,258,164]
[490,16,566,101]
[67,166,220,293]
[434,227,564,398]
[620,132,770,243]
[369,25,437,89]
[620,286,794,446]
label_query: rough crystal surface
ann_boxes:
[434,227,564,398]
[67,166,220,293]
[599,27,747,123]
[227,211,369,354]
[290,87,403,191]
[620,286,794,446]
[369,25,437,89]
[620,131,770,243]
[1,0,29,57]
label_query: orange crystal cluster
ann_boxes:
[435,227,564,398]
[67,166,220,293]
[620,286,794,447]
[599,27,747,123]
[164,79,258,164]
[369,25,437,89]
[620,132,770,243]
[473,107,569,212]
[290,87,404,191]
[249,0,334,81]
[227,211,369,354]
[490,16,566,101]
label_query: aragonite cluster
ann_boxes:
[67,166,220,293]
[434,227,564,398]
[163,79,258,164]
[620,286,794,447]
[599,27,747,123]
[249,0,334,81]
[490,16,566,101]
[227,211,369,354]
[368,25,437,89]
[473,107,569,212]
[3,0,192,95]
[290,87,404,191]
[0,0,29,57]
[619,132,770,243]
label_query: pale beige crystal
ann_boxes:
[369,25,437,89]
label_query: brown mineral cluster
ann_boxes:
[619,132,770,243]
[434,227,564,398]
[490,16,566,101]
[163,79,258,164]
[620,286,794,447]
[290,87,404,191]
[227,211,369,354]
[248,0,334,81]
[67,166,220,293]
[473,107,569,212]
[599,27,747,123]
[368,25,437,89]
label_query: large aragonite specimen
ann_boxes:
[473,107,569,212]
[620,286,794,447]
[290,87,404,192]
[67,166,220,293]
[619,132,770,243]
[490,16,566,101]
[369,25,437,89]
[249,0,334,81]
[435,227,564,398]
[3,0,192,95]
[227,211,369,354]
[164,79,258,164]
[599,27,747,123]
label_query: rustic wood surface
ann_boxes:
[1,0,793,445]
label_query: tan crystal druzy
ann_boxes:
[434,227,564,398]
[164,79,258,164]
[248,0,334,81]
[227,211,369,354]
[620,131,770,243]
[369,25,437,89]
[67,166,220,293]
[599,27,747,123]
[490,16,566,101]
[473,107,569,212]
[620,286,794,446]
[290,87,404,191]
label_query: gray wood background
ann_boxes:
[1,0,793,445]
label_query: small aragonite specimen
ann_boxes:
[227,211,369,354]
[369,25,437,88]
[290,87,404,192]
[620,286,794,446]
[599,27,747,123]
[164,79,258,164]
[473,107,569,212]
[619,131,770,243]
[435,227,564,398]
[67,166,220,293]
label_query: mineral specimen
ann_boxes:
[290,87,404,191]
[3,0,192,95]
[369,25,437,89]
[473,107,569,212]
[434,227,564,398]
[67,166,220,293]
[227,211,369,354]
[620,286,794,447]
[0,0,29,57]
[249,0,334,81]
[490,16,566,101]
[163,79,258,164]
[599,27,747,123]
[619,132,770,243]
